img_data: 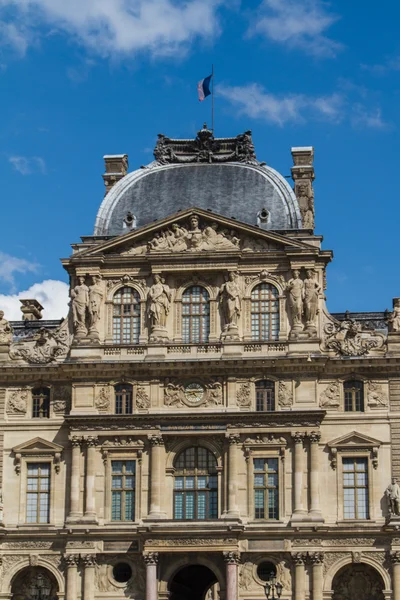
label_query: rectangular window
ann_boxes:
[26,463,50,523]
[32,388,50,418]
[343,457,369,519]
[111,460,136,521]
[253,458,279,519]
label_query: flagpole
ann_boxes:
[211,64,215,134]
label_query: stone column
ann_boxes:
[293,553,307,600]
[82,554,96,600]
[291,433,306,520]
[223,552,240,600]
[148,435,167,518]
[144,552,159,600]
[308,432,323,521]
[226,434,240,517]
[83,436,98,523]
[67,436,82,522]
[309,552,324,600]
[65,555,79,600]
[392,552,400,600]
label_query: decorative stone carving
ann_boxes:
[243,434,286,445]
[53,385,71,415]
[385,477,400,516]
[303,269,321,334]
[95,387,111,411]
[219,272,242,338]
[0,310,13,344]
[88,275,103,341]
[331,562,385,600]
[71,276,89,339]
[164,378,223,408]
[296,181,315,230]
[292,552,307,565]
[323,318,385,356]
[7,388,29,414]
[309,552,324,565]
[323,552,349,575]
[389,298,400,332]
[82,554,97,567]
[245,270,286,290]
[164,380,185,407]
[320,381,340,408]
[286,269,304,334]
[9,319,71,364]
[223,551,241,564]
[236,382,251,407]
[278,381,293,407]
[136,386,150,409]
[367,381,388,407]
[143,552,159,565]
[204,381,223,406]
[239,562,255,590]
[147,274,171,342]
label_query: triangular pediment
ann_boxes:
[327,431,381,449]
[75,207,317,258]
[13,437,63,454]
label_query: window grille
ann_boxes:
[111,460,136,521]
[182,286,210,344]
[32,387,50,418]
[174,447,218,520]
[255,380,275,411]
[343,457,369,519]
[254,458,279,519]
[115,384,133,415]
[113,287,141,344]
[26,463,50,523]
[344,380,364,412]
[251,283,279,341]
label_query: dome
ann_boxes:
[94,126,302,236]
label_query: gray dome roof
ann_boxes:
[94,129,301,236]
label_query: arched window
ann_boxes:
[251,283,279,341]
[182,286,210,343]
[344,380,364,412]
[113,287,141,344]
[174,447,218,520]
[256,380,275,411]
[115,384,133,415]
[32,387,50,418]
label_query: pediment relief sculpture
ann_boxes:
[164,378,223,408]
[9,318,71,364]
[323,318,385,356]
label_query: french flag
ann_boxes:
[197,74,212,102]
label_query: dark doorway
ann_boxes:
[169,564,218,600]
[332,563,385,600]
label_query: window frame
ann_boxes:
[110,459,136,522]
[255,380,276,412]
[250,282,280,342]
[112,286,141,345]
[342,456,369,520]
[26,462,51,524]
[102,444,143,524]
[115,384,133,415]
[182,286,210,344]
[31,387,51,419]
[253,456,279,520]
[343,380,365,412]
[335,451,375,522]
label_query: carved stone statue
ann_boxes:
[147,275,171,341]
[0,310,13,344]
[71,276,89,338]
[219,272,241,331]
[389,299,400,332]
[88,275,103,339]
[385,477,400,516]
[303,269,321,333]
[286,269,304,332]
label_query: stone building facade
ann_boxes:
[0,125,399,600]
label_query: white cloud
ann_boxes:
[0,251,39,290]
[0,279,69,320]
[351,106,388,130]
[0,0,222,59]
[250,0,342,57]
[9,155,46,175]
[218,83,344,126]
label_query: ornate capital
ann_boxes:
[82,554,97,567]
[148,434,164,447]
[391,552,400,565]
[227,433,241,446]
[292,432,305,445]
[308,431,321,444]
[292,552,307,566]
[65,554,80,568]
[223,551,240,565]
[144,552,159,565]
[84,436,99,448]
[70,436,82,448]
[308,552,324,565]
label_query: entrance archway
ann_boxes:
[11,567,59,600]
[169,564,219,600]
[332,563,385,600]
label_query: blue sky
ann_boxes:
[0,0,399,319]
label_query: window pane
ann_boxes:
[182,286,210,343]
[251,283,279,341]
[173,447,218,520]
[113,287,141,344]
[111,460,136,522]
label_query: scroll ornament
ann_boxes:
[323,319,385,356]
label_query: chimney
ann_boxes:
[102,154,128,195]
[291,146,315,231]
[20,299,44,321]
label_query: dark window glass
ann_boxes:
[32,387,50,418]
[115,384,133,415]
[254,458,279,520]
[344,380,364,412]
[113,563,132,582]
[256,380,275,412]
[251,283,279,341]
[343,457,369,519]
[257,562,277,582]
[111,460,136,521]
[182,286,210,343]
[174,447,218,520]
[113,287,141,344]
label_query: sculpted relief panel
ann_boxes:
[164,378,223,408]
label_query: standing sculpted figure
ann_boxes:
[303,269,321,328]
[147,275,171,329]
[389,299,400,332]
[286,270,304,330]
[70,276,89,338]
[0,310,13,344]
[219,271,241,329]
[385,477,400,516]
[88,275,104,338]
